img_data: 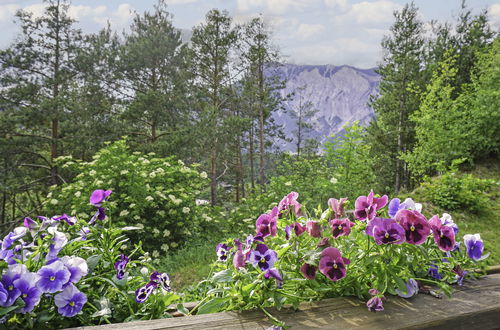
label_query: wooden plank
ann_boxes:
[73,273,500,330]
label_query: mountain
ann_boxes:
[271,64,380,151]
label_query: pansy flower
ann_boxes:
[428,264,442,280]
[278,192,302,217]
[23,217,38,231]
[292,222,306,236]
[89,189,112,207]
[354,191,388,221]
[37,260,71,293]
[1,227,27,250]
[395,210,430,245]
[306,220,322,238]
[317,237,330,247]
[328,197,348,218]
[329,218,355,239]
[255,207,278,238]
[46,227,68,261]
[366,296,385,312]
[319,247,350,282]
[135,282,156,304]
[216,243,230,262]
[366,218,405,245]
[285,225,292,240]
[264,268,283,288]
[441,213,458,235]
[13,272,42,313]
[396,278,419,298]
[53,214,77,226]
[429,215,455,252]
[463,234,484,261]
[300,263,317,280]
[388,198,422,218]
[453,265,467,286]
[0,264,27,307]
[233,240,246,270]
[157,273,171,292]
[54,284,87,317]
[61,256,88,284]
[249,244,277,271]
[114,254,129,279]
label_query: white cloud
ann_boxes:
[324,0,348,11]
[336,1,402,25]
[237,0,319,15]
[296,23,325,39]
[0,4,19,22]
[67,5,107,21]
[94,3,136,32]
[23,3,47,18]
[164,0,200,4]
[488,4,500,30]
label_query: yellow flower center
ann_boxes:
[333,264,338,269]
[440,233,443,238]
[385,233,389,238]
[50,276,55,281]
[337,225,342,230]
[69,301,76,307]
[410,225,415,232]
[260,257,266,263]
[22,294,28,298]
[8,285,13,291]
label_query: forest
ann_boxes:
[0,0,498,328]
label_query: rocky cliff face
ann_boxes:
[271,64,380,151]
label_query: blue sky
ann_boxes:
[0,0,498,68]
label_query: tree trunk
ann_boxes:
[395,99,404,193]
[239,136,245,199]
[249,125,255,194]
[1,191,6,224]
[210,146,217,206]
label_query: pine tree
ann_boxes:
[368,2,425,193]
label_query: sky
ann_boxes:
[0,0,498,68]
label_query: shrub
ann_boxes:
[44,140,209,252]
[419,171,495,213]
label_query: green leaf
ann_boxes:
[196,297,228,315]
[0,298,25,316]
[211,269,233,283]
[87,255,101,272]
[176,303,190,315]
[395,276,408,294]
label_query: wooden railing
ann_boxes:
[73,266,500,329]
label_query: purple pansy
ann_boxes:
[216,243,230,262]
[13,272,42,313]
[135,282,156,303]
[317,237,330,247]
[319,247,350,282]
[255,207,278,238]
[52,214,77,226]
[278,192,302,217]
[388,198,422,218]
[0,283,7,305]
[395,210,430,245]
[79,227,90,241]
[23,217,38,231]
[328,197,348,218]
[285,225,292,240]
[61,256,88,284]
[453,265,467,286]
[354,191,388,221]
[300,263,317,280]
[429,215,456,252]
[463,234,484,261]
[151,272,171,292]
[396,278,419,298]
[54,284,87,317]
[249,244,277,271]
[233,240,246,270]
[114,254,129,279]
[264,268,283,288]
[306,220,322,238]
[366,218,405,245]
[37,260,71,293]
[292,222,306,236]
[46,228,68,261]
[0,264,27,307]
[366,296,384,312]
[89,189,112,207]
[329,218,355,239]
[2,227,27,250]
[428,264,442,280]
[441,213,458,235]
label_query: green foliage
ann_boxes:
[43,140,209,252]
[419,170,495,213]
[324,123,376,199]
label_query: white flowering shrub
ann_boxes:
[44,140,209,251]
